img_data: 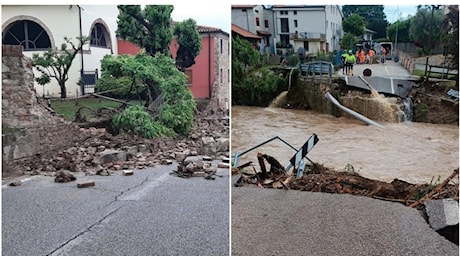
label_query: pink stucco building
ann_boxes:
[117,24,229,109]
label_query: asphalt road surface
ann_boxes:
[231,176,458,256]
[2,160,229,256]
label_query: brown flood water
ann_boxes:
[231,105,459,184]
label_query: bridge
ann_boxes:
[337,62,420,98]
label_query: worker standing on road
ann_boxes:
[341,50,347,73]
[345,50,356,76]
[381,47,386,63]
[359,49,365,64]
[369,48,375,64]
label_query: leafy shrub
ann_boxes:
[112,105,175,138]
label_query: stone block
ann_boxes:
[99,149,127,164]
[77,181,95,188]
[218,162,230,168]
[193,171,206,177]
[123,170,134,176]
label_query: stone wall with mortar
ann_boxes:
[2,45,86,169]
[209,32,229,112]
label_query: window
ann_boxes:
[280,34,290,47]
[280,18,289,33]
[264,19,269,28]
[2,20,51,51]
[185,69,193,86]
[294,20,298,27]
[256,17,260,27]
[220,68,223,83]
[294,11,297,15]
[303,41,309,52]
[90,23,109,48]
[280,10,288,15]
[220,38,223,54]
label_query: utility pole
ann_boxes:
[394,7,399,54]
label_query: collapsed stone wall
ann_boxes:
[2,45,86,171]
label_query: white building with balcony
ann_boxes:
[270,5,343,55]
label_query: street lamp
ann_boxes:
[424,5,441,80]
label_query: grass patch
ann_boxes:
[413,69,458,80]
[50,97,142,121]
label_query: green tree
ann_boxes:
[116,5,173,56]
[232,38,285,106]
[342,5,388,39]
[341,33,359,50]
[32,36,89,98]
[117,5,202,71]
[99,52,195,136]
[443,5,459,71]
[409,5,444,56]
[342,14,366,37]
[173,18,202,71]
[387,18,412,42]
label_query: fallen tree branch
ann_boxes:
[409,169,459,208]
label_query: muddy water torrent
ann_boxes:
[231,105,459,184]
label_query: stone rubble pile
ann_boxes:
[18,109,229,178]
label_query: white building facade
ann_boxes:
[232,5,343,56]
[271,5,343,55]
[2,5,119,97]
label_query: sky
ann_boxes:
[170,2,230,33]
[384,5,418,23]
[3,1,457,32]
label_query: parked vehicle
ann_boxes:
[375,42,393,60]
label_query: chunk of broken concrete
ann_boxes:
[424,198,459,230]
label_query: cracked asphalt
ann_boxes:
[2,160,229,256]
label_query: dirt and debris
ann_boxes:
[233,154,459,211]
[411,80,459,124]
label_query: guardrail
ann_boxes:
[298,61,333,84]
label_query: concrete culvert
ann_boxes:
[363,68,372,76]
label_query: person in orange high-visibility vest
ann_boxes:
[359,49,365,64]
[368,48,375,64]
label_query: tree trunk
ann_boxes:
[59,82,66,98]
